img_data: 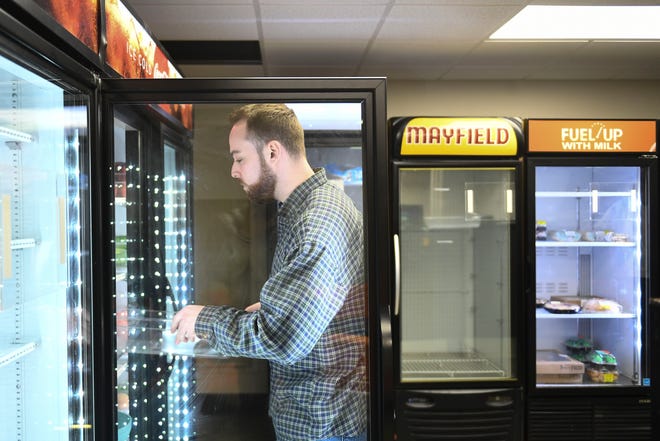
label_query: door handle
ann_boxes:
[393,234,400,317]
[650,298,660,306]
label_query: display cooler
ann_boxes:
[526,119,658,441]
[387,117,525,441]
[0,8,96,441]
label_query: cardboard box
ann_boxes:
[536,350,584,384]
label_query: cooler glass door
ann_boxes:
[109,96,374,441]
[534,165,646,388]
[396,167,517,383]
[0,54,91,439]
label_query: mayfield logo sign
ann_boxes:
[528,120,656,153]
[400,117,520,156]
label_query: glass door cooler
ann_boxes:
[0,49,92,440]
[388,117,525,441]
[526,119,657,441]
[102,78,386,441]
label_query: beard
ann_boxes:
[244,155,276,203]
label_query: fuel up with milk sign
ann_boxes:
[528,120,657,153]
[397,117,521,156]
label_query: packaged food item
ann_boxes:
[543,301,581,314]
[564,337,593,362]
[582,298,623,314]
[582,230,614,242]
[586,365,619,383]
[585,350,619,383]
[550,295,603,307]
[536,220,547,240]
[549,230,582,241]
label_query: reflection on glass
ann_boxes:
[398,168,516,383]
[113,116,197,441]
[0,55,90,440]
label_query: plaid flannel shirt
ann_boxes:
[196,168,367,441]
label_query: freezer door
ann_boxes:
[395,167,518,383]
[533,164,647,388]
[0,54,92,439]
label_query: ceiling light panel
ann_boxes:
[491,5,660,40]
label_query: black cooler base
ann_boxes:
[527,395,652,441]
[395,388,522,441]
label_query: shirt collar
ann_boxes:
[278,168,327,218]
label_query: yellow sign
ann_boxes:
[400,117,519,156]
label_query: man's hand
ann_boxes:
[171,305,205,344]
[245,302,261,312]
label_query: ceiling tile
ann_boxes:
[260,4,388,40]
[129,4,259,40]
[364,40,476,65]
[378,4,522,41]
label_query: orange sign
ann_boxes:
[105,0,193,130]
[528,120,656,153]
[35,0,99,53]
[400,117,520,156]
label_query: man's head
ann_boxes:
[229,104,305,158]
[228,104,310,203]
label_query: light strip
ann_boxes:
[591,189,599,214]
[490,6,660,40]
[466,189,474,214]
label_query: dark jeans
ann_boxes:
[317,431,367,441]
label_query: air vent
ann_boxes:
[396,389,521,441]
[528,397,652,441]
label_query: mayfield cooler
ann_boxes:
[387,116,525,441]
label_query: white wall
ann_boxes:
[387,80,660,119]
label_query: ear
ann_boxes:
[264,140,284,164]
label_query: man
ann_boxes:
[171,103,367,441]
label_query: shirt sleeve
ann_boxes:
[195,239,346,365]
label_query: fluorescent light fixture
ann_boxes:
[506,189,513,214]
[490,5,660,40]
[466,189,474,214]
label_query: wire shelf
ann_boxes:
[402,352,506,378]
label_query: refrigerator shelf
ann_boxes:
[536,309,635,319]
[536,191,634,198]
[0,125,34,144]
[402,352,506,378]
[536,241,635,247]
[537,373,634,388]
[0,341,37,368]
[10,238,38,250]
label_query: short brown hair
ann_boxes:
[229,104,305,158]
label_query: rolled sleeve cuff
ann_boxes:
[194,305,221,341]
